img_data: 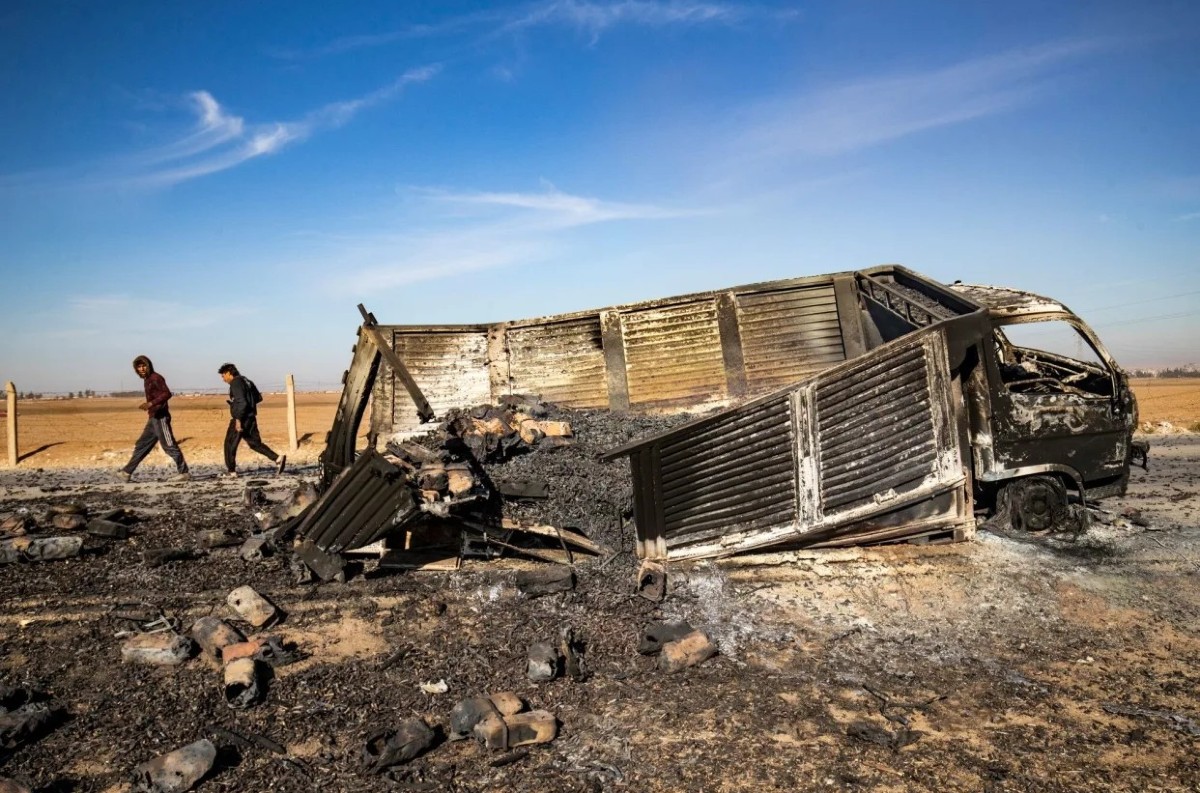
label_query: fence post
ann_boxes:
[5,382,16,467]
[286,374,298,452]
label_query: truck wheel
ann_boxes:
[1002,476,1067,533]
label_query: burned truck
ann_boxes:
[310,265,1142,565]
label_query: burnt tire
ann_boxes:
[998,476,1068,533]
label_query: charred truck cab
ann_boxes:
[948,284,1143,533]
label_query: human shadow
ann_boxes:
[17,442,64,462]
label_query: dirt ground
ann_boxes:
[2,383,1199,792]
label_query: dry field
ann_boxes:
[0,392,341,472]
[2,379,1198,472]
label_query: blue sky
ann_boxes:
[1,1,1198,393]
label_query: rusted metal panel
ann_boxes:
[373,271,862,434]
[607,328,971,560]
[506,317,609,409]
[658,395,796,553]
[321,327,381,488]
[298,450,417,553]
[387,328,491,437]
[814,332,964,524]
[623,299,727,409]
[736,284,846,393]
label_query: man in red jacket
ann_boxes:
[119,355,190,481]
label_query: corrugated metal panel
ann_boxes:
[606,327,971,560]
[389,330,491,436]
[507,317,608,408]
[737,285,846,393]
[659,395,796,550]
[298,451,417,553]
[815,343,938,512]
[623,300,727,408]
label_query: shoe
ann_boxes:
[118,471,132,482]
[275,455,287,475]
[220,470,239,479]
[169,471,191,482]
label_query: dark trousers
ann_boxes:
[224,415,278,472]
[124,415,188,473]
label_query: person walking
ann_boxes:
[120,355,190,481]
[219,363,285,477]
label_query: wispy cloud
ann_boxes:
[39,295,253,341]
[420,183,697,225]
[282,1,795,58]
[1,66,440,192]
[1174,210,1200,222]
[322,184,693,292]
[129,66,440,188]
[732,39,1106,162]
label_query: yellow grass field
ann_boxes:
[1,379,1198,470]
[0,392,342,470]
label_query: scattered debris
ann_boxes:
[0,686,62,752]
[197,529,242,549]
[419,680,449,695]
[1103,703,1200,737]
[658,630,718,673]
[223,658,264,709]
[515,567,575,598]
[362,719,436,771]
[1,535,83,564]
[190,617,244,661]
[226,585,280,628]
[636,560,667,601]
[527,641,561,682]
[134,739,217,793]
[638,620,696,655]
[121,632,194,666]
[142,548,199,567]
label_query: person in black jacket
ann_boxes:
[218,363,285,477]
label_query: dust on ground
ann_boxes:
[1,423,1199,791]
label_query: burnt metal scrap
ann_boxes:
[293,396,607,578]
[307,264,1142,571]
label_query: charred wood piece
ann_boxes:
[515,567,575,598]
[142,548,198,567]
[637,560,667,602]
[295,539,347,582]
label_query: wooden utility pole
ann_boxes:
[5,381,16,467]
[286,374,298,452]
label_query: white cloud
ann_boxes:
[1175,210,1200,222]
[288,1,796,58]
[2,66,441,192]
[731,39,1106,162]
[422,183,696,225]
[319,184,693,293]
